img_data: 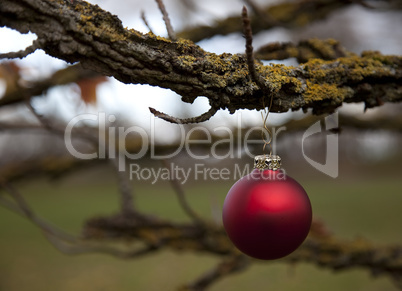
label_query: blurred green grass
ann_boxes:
[0,167,401,291]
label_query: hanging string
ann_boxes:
[241,6,274,156]
[261,94,274,156]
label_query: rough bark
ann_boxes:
[1,0,401,117]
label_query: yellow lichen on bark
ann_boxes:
[304,81,352,103]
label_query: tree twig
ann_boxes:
[110,158,136,215]
[45,233,157,258]
[182,255,250,290]
[241,6,264,87]
[140,11,154,34]
[0,181,77,243]
[161,160,205,224]
[0,39,43,59]
[149,106,218,124]
[155,0,176,40]
[0,64,99,107]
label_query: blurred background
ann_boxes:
[0,0,401,290]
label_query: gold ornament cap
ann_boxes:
[254,155,281,171]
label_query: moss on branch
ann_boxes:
[1,0,401,117]
[82,212,402,287]
[255,39,352,63]
[177,0,352,42]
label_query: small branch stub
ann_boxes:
[254,155,281,171]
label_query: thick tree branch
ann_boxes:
[1,0,401,117]
[177,0,402,43]
[177,0,355,42]
[0,63,100,107]
[82,212,402,286]
[149,106,218,124]
[255,38,352,63]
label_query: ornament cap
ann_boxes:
[254,154,281,171]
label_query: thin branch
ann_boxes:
[0,121,66,134]
[45,233,157,258]
[149,106,218,124]
[141,11,154,34]
[0,64,100,107]
[24,93,100,145]
[0,181,76,242]
[182,255,250,290]
[25,96,55,132]
[242,6,262,87]
[161,160,205,225]
[0,39,43,59]
[110,158,136,215]
[0,179,155,258]
[155,0,176,40]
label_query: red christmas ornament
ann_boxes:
[222,155,312,260]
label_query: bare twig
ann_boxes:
[0,121,66,134]
[25,96,55,132]
[141,11,154,34]
[0,181,76,242]
[161,160,204,224]
[19,83,135,217]
[0,180,155,258]
[0,64,100,107]
[155,0,176,40]
[110,158,136,215]
[0,39,43,59]
[182,255,250,290]
[149,106,218,124]
[241,6,264,87]
[45,233,157,258]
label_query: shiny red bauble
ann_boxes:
[222,169,312,260]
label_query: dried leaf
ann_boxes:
[76,76,107,104]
